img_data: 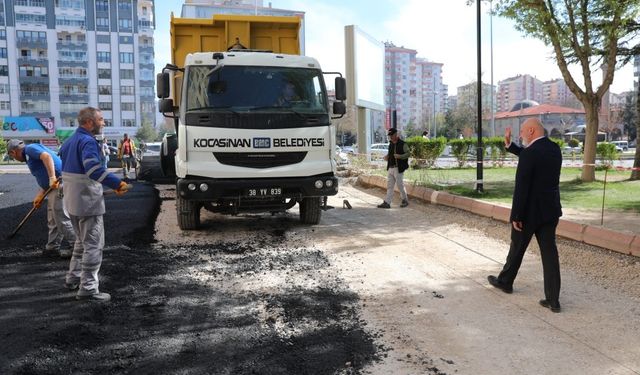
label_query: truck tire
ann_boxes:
[177,195,200,230]
[299,197,322,224]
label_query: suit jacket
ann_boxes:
[508,137,563,226]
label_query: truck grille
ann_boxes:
[213,152,307,168]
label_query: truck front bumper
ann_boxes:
[177,175,338,201]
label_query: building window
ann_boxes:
[140,69,153,80]
[0,101,11,110]
[15,13,47,24]
[121,102,135,111]
[56,16,85,28]
[118,18,132,30]
[0,83,10,94]
[21,100,50,112]
[96,34,110,44]
[120,69,134,79]
[122,119,136,127]
[56,0,85,9]
[98,85,111,95]
[98,69,111,79]
[140,87,154,97]
[120,85,134,95]
[0,30,6,40]
[119,52,133,64]
[15,0,46,7]
[19,65,48,77]
[95,0,108,12]
[97,51,111,63]
[96,17,109,28]
[0,48,6,58]
[0,65,8,76]
[118,0,131,11]
[119,36,133,44]
[59,66,87,78]
[17,30,46,43]
[99,102,112,110]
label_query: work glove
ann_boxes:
[49,177,60,190]
[33,191,46,208]
[114,181,130,196]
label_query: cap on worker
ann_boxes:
[387,128,397,136]
[7,139,24,153]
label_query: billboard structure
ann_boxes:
[345,25,385,158]
[1,117,55,139]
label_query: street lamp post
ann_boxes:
[476,0,484,193]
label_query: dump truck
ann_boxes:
[157,14,347,230]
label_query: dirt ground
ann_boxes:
[1,177,639,374]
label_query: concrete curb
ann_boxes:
[357,174,640,258]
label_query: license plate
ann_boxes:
[245,187,282,197]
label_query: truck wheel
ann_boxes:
[177,195,200,230]
[299,197,322,224]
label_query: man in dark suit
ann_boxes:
[487,118,563,313]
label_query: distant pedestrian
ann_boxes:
[100,136,110,169]
[377,128,410,209]
[422,130,430,139]
[117,133,136,179]
[59,106,130,302]
[6,139,76,258]
[487,118,563,313]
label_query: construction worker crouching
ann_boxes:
[59,107,130,302]
[6,139,77,258]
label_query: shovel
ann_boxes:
[7,184,55,240]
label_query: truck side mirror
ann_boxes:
[334,77,346,101]
[159,98,174,113]
[157,73,170,98]
[332,101,346,115]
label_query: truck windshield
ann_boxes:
[185,65,328,113]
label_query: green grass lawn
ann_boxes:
[371,166,640,213]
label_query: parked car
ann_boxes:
[341,145,357,155]
[611,141,629,152]
[562,146,581,155]
[135,142,162,181]
[334,146,349,165]
[370,143,388,160]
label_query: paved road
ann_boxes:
[1,172,639,374]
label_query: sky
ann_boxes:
[154,0,636,95]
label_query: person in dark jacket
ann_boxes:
[377,128,410,208]
[487,118,563,313]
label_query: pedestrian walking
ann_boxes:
[487,118,563,313]
[6,139,76,258]
[377,128,410,208]
[117,133,136,179]
[59,107,130,302]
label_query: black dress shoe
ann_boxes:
[539,299,561,313]
[487,275,513,293]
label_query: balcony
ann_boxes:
[18,75,49,84]
[56,41,87,51]
[20,91,50,100]
[16,38,47,48]
[59,93,89,102]
[17,56,48,65]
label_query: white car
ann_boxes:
[370,143,388,160]
[335,146,349,165]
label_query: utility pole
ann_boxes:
[476,0,484,193]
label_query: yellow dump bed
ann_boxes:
[170,14,301,67]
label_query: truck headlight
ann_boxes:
[199,183,209,192]
[314,180,323,189]
[187,183,196,191]
[325,180,333,188]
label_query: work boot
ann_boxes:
[400,199,409,207]
[377,201,390,209]
[76,292,111,302]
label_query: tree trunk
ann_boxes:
[632,83,640,180]
[581,97,599,182]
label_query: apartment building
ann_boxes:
[542,78,581,109]
[496,74,543,112]
[384,42,447,132]
[0,0,155,147]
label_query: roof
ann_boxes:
[494,103,584,120]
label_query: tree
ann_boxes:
[135,121,157,143]
[621,93,637,141]
[0,137,7,159]
[491,0,640,182]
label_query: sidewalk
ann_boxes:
[357,174,640,258]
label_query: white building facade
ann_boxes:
[0,0,155,146]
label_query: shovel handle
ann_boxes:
[7,183,56,239]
